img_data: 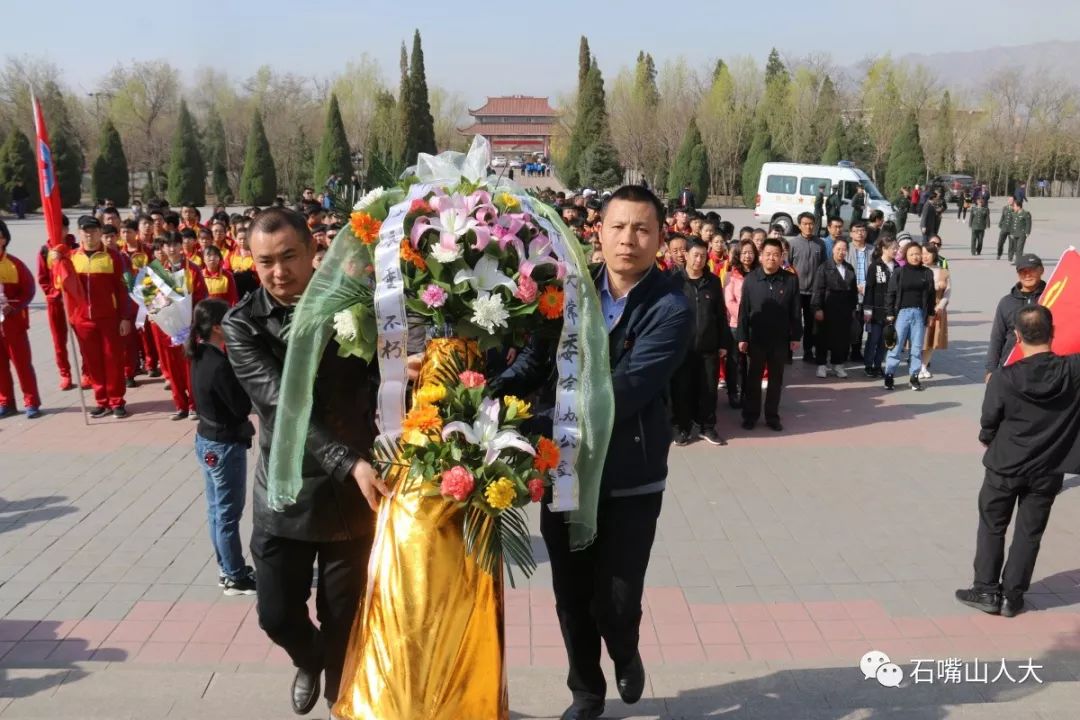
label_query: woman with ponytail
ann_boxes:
[188,298,257,596]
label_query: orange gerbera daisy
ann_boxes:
[399,239,428,271]
[534,437,559,473]
[537,286,565,320]
[402,403,442,436]
[350,211,382,245]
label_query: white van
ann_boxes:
[755,161,895,234]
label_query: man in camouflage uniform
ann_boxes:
[1008,198,1033,265]
[826,185,842,224]
[969,196,990,256]
[893,186,911,232]
[813,183,826,236]
[996,199,1014,261]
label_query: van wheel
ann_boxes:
[772,215,793,235]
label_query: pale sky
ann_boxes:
[6,0,1078,103]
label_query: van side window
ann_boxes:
[766,175,797,194]
[842,182,859,201]
[799,177,830,196]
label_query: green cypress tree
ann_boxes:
[38,83,85,208]
[0,130,40,211]
[578,137,622,190]
[205,105,232,201]
[578,36,592,96]
[314,93,353,191]
[239,108,277,205]
[765,48,787,83]
[933,91,955,174]
[564,61,612,189]
[166,100,206,205]
[741,117,774,208]
[395,42,411,168]
[290,127,315,198]
[367,89,401,187]
[91,120,130,206]
[404,30,437,160]
[820,120,846,165]
[885,111,926,198]
[668,117,708,200]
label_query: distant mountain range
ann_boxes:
[887,41,1080,91]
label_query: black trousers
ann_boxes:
[742,344,787,424]
[815,314,852,367]
[725,334,748,402]
[971,229,985,255]
[996,229,1010,259]
[541,493,663,704]
[250,527,373,704]
[671,350,719,431]
[799,294,816,359]
[972,470,1063,603]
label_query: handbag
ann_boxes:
[884,323,898,350]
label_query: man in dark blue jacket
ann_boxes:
[491,185,691,720]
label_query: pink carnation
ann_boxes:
[440,466,475,502]
[527,477,545,503]
[420,284,448,308]
[514,274,538,303]
[459,370,486,389]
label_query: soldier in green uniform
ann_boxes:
[1008,197,1033,264]
[996,199,1014,260]
[826,185,842,224]
[969,196,990,256]
[893,186,911,231]
[813,183,826,236]
[850,184,866,229]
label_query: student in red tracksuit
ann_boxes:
[156,233,207,420]
[201,246,239,307]
[61,216,136,418]
[0,219,43,419]
[122,219,160,379]
[102,224,140,389]
[37,217,80,391]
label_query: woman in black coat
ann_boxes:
[811,237,859,378]
[862,236,899,377]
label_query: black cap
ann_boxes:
[78,215,101,230]
[1015,254,1043,271]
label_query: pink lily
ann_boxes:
[512,233,566,280]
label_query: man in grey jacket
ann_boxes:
[789,212,827,363]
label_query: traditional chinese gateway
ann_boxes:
[459,96,557,158]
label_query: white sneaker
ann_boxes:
[816,365,829,379]
[835,366,848,378]
[918,367,932,380]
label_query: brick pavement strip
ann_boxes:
[1,201,1080,716]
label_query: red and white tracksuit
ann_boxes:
[0,252,42,410]
[62,247,136,409]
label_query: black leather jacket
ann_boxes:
[222,287,378,542]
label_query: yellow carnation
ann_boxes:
[497,192,520,212]
[484,477,517,511]
[415,383,447,407]
[503,395,532,420]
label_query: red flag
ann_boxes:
[32,92,64,249]
[31,91,83,303]
[1005,247,1080,364]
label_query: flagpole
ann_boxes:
[67,331,90,426]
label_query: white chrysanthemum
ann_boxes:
[431,242,463,264]
[470,293,510,334]
[353,187,387,211]
[333,309,358,342]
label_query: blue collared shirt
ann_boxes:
[599,271,628,331]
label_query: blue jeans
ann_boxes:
[195,434,249,580]
[885,307,925,377]
[864,321,886,371]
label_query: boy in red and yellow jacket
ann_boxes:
[37,216,80,390]
[0,219,42,418]
[59,216,136,417]
[202,245,238,306]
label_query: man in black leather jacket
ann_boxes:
[222,208,383,715]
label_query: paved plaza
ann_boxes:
[1,199,1079,719]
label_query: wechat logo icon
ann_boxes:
[861,650,903,688]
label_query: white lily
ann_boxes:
[453,255,518,294]
[442,397,536,466]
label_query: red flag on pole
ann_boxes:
[31,90,82,302]
[1005,247,1080,364]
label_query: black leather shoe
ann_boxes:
[1001,596,1025,618]
[559,701,604,720]
[291,666,321,715]
[741,419,756,430]
[954,587,1001,614]
[766,419,783,432]
[616,651,645,704]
